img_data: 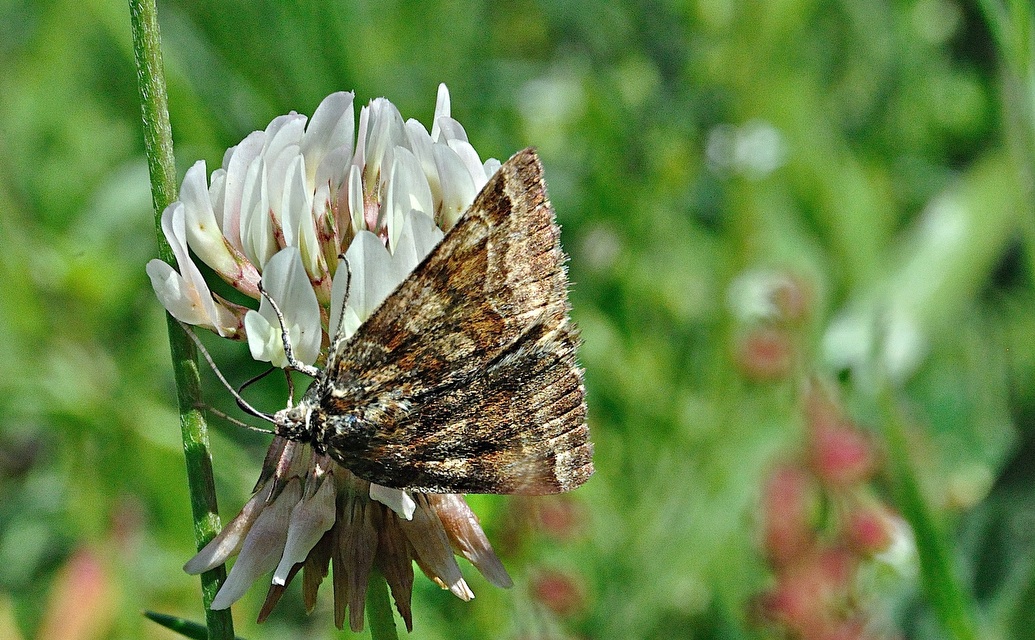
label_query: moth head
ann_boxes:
[273,404,313,443]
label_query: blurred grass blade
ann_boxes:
[144,611,249,640]
[877,388,980,640]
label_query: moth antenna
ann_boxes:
[325,256,352,373]
[201,404,276,435]
[175,320,277,425]
[257,282,321,379]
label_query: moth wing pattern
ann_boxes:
[316,148,593,494]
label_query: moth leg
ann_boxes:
[325,255,352,373]
[196,402,274,435]
[257,282,321,378]
[174,319,275,424]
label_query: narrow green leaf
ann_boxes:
[877,388,981,640]
[366,570,400,640]
[144,611,249,640]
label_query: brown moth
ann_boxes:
[271,148,593,495]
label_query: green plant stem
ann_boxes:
[129,1,235,638]
[876,387,979,640]
[366,570,400,640]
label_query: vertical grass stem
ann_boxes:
[129,1,235,637]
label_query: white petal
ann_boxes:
[369,484,416,520]
[180,161,239,277]
[221,131,266,252]
[384,146,434,252]
[146,260,210,327]
[433,144,477,230]
[483,157,502,180]
[239,155,276,269]
[435,117,469,145]
[210,480,301,610]
[263,113,306,157]
[353,102,370,169]
[404,119,435,167]
[244,309,282,366]
[328,257,364,341]
[430,83,451,142]
[208,169,227,237]
[405,120,444,215]
[315,145,352,197]
[391,210,443,276]
[447,139,488,192]
[280,155,320,276]
[301,91,355,187]
[151,202,237,336]
[341,231,399,322]
[362,98,406,191]
[346,164,365,235]
[246,248,321,367]
[273,475,337,585]
[220,144,236,172]
[267,144,303,244]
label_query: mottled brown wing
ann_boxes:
[317,148,593,494]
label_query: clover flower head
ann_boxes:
[149,84,510,630]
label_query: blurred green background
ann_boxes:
[3,0,1035,638]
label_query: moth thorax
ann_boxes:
[273,403,313,443]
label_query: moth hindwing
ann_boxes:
[278,148,593,495]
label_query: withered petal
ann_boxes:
[302,529,334,613]
[184,480,274,575]
[274,470,337,585]
[210,479,301,610]
[429,494,513,588]
[257,563,299,623]
[253,436,289,492]
[265,440,310,504]
[400,494,473,601]
[374,507,416,631]
[332,494,378,632]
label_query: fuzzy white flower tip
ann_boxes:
[369,484,416,520]
[449,578,475,601]
[876,515,918,577]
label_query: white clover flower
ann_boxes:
[151,85,509,631]
[145,202,242,337]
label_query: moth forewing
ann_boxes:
[278,148,593,495]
